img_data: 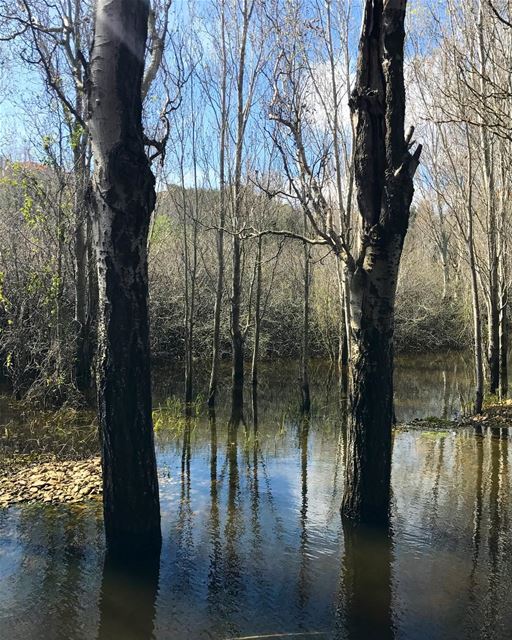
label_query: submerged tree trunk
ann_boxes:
[88,0,161,551]
[498,150,508,399]
[465,128,484,415]
[228,0,255,424]
[341,0,421,525]
[301,231,311,413]
[477,1,500,395]
[499,257,508,399]
[251,236,263,390]
[231,233,244,423]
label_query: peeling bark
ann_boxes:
[341,0,421,525]
[88,0,161,550]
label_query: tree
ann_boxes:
[88,0,161,550]
[268,0,420,524]
[341,0,422,524]
[206,0,228,412]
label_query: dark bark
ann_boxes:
[182,140,199,414]
[88,0,161,550]
[207,214,224,410]
[341,0,421,525]
[344,240,400,523]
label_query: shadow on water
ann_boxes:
[97,550,160,640]
[336,522,395,640]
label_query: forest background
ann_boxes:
[0,0,509,416]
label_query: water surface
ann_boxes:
[1,354,511,640]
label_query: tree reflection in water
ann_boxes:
[337,522,395,640]
[97,549,160,640]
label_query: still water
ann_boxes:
[1,354,511,640]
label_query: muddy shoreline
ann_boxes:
[1,404,511,510]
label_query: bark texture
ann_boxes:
[341,0,421,525]
[88,0,161,550]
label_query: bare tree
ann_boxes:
[340,0,421,523]
[267,0,420,523]
[207,0,228,411]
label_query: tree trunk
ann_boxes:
[487,280,500,395]
[341,0,421,525]
[499,261,508,399]
[208,0,227,411]
[478,1,500,395]
[344,237,402,522]
[208,217,224,411]
[336,258,350,393]
[465,128,484,415]
[88,0,161,551]
[251,236,263,390]
[73,145,92,390]
[301,222,311,414]
[231,233,244,423]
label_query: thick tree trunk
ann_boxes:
[88,0,161,550]
[343,237,402,523]
[341,0,420,525]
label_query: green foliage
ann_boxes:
[70,125,85,151]
[152,396,203,434]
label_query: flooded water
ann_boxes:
[1,353,512,640]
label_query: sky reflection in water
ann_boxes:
[1,354,511,640]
